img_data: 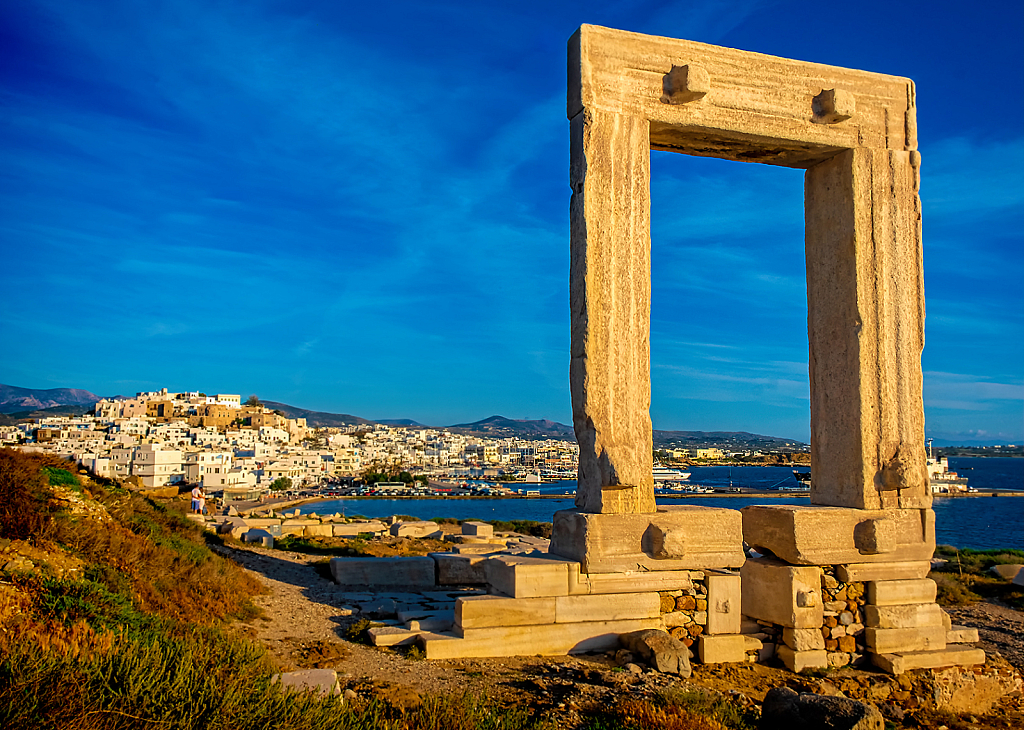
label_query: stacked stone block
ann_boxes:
[820,567,867,667]
[858,571,984,674]
[660,573,708,648]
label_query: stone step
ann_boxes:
[485,554,580,598]
[368,626,452,647]
[947,625,979,643]
[865,625,946,654]
[872,646,986,675]
[866,578,936,606]
[421,617,661,660]
[455,592,660,630]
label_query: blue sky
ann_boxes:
[1,0,1021,444]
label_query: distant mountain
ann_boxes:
[448,415,575,440]
[4,404,96,421]
[377,419,428,427]
[653,429,806,450]
[0,384,100,414]
[260,401,374,428]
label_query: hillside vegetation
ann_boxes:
[0,449,762,730]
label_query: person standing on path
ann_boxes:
[191,484,203,514]
[196,485,207,515]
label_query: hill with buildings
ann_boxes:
[653,429,806,451]
[0,383,806,448]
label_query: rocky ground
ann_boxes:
[221,543,1024,729]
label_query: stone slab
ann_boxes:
[462,521,494,537]
[776,645,828,673]
[332,521,386,537]
[836,561,931,582]
[865,625,946,653]
[872,646,986,675]
[697,634,749,664]
[303,524,334,537]
[706,572,742,635]
[273,668,340,697]
[866,579,936,606]
[422,618,663,659]
[947,625,979,643]
[571,569,695,595]
[740,557,823,629]
[456,595,557,630]
[369,627,420,647]
[742,505,934,565]
[329,557,436,587]
[390,521,442,538]
[485,554,577,598]
[240,528,268,543]
[550,507,744,573]
[554,592,661,623]
[408,616,454,632]
[430,553,489,585]
[865,602,944,629]
[243,517,282,528]
[782,627,826,652]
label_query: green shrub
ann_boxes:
[489,519,552,539]
[41,466,80,490]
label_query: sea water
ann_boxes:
[303,458,1023,550]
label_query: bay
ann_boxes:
[301,459,1023,550]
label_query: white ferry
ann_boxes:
[926,440,969,493]
[653,465,691,486]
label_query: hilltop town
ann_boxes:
[0,386,818,504]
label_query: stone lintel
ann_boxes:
[741,505,934,565]
[569,25,915,165]
[550,507,744,573]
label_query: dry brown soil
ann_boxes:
[221,543,1024,729]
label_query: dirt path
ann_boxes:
[219,543,1024,728]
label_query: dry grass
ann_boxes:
[932,546,1024,609]
[579,689,757,730]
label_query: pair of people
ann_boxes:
[191,485,206,514]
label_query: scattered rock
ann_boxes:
[619,629,692,677]
[989,564,1024,585]
[932,658,1024,714]
[2,557,35,574]
[273,668,341,697]
[760,687,883,730]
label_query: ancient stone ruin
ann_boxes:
[309,25,986,675]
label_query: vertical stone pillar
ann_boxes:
[569,106,656,514]
[805,148,929,511]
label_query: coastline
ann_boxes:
[249,489,1024,516]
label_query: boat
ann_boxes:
[926,440,969,493]
[792,469,811,483]
[653,465,691,486]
